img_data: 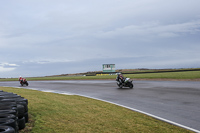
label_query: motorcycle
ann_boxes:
[20,79,29,86]
[116,77,133,89]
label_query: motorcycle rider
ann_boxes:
[116,74,125,85]
[19,76,26,84]
[19,76,23,82]
[19,76,28,86]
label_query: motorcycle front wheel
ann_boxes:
[129,83,133,89]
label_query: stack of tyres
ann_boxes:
[0,90,29,133]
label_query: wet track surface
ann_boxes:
[1,80,200,131]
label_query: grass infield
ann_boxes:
[0,70,200,81]
[0,87,193,133]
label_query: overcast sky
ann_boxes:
[0,0,200,78]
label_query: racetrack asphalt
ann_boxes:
[1,80,200,132]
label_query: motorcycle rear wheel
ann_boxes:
[118,84,123,88]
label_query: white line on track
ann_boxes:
[1,86,200,133]
[60,92,74,95]
[40,90,56,92]
[37,89,200,132]
[76,94,200,133]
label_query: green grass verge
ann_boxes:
[1,70,200,81]
[125,71,200,80]
[0,87,193,133]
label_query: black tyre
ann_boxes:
[0,114,18,130]
[17,102,28,113]
[0,114,16,120]
[0,91,28,131]
[0,93,15,96]
[2,95,21,99]
[119,84,123,88]
[0,107,17,113]
[14,98,28,105]
[16,105,24,119]
[0,118,17,132]
[0,125,15,133]
[19,98,28,105]
[18,117,25,130]
[0,103,17,108]
[0,99,16,103]
[129,83,133,89]
[0,110,17,117]
[0,98,28,115]
[24,112,28,123]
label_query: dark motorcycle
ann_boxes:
[116,78,133,89]
[20,79,29,86]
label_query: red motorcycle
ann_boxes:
[20,78,29,86]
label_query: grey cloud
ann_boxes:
[0,63,19,68]
[96,20,200,39]
[0,0,200,77]
[0,63,19,73]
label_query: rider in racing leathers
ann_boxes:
[116,74,125,85]
[19,76,23,82]
[19,76,26,83]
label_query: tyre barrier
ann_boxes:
[0,91,29,133]
[0,125,15,133]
